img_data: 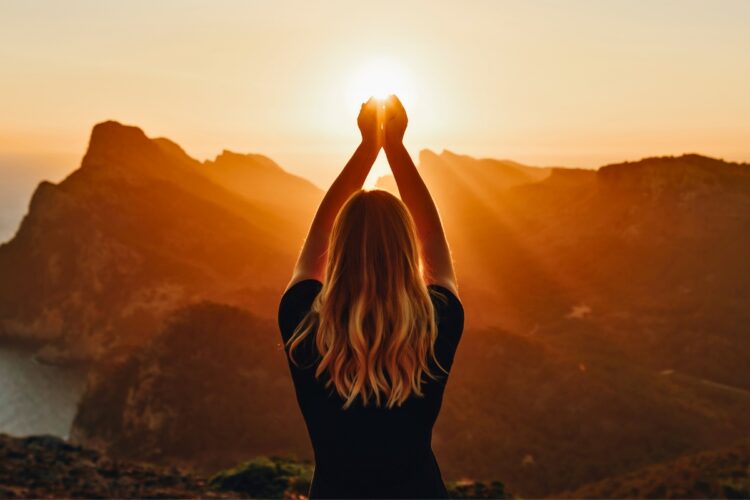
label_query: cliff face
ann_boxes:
[0,121,321,363]
[70,302,310,472]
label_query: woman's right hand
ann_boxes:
[358,97,382,150]
[384,94,408,150]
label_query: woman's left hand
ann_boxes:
[357,97,382,149]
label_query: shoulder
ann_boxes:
[427,283,465,375]
[428,282,463,314]
[282,277,324,299]
[427,283,465,342]
[278,278,323,343]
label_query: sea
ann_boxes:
[0,345,87,439]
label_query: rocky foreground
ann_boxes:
[0,434,508,499]
[0,434,237,499]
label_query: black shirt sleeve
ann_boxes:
[428,284,465,373]
[278,279,324,345]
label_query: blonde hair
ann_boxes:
[286,189,448,409]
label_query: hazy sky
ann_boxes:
[1,0,749,240]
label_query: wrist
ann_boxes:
[359,139,381,156]
[383,138,406,155]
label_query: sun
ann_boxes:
[344,57,417,189]
[346,58,415,107]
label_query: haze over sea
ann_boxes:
[0,346,85,438]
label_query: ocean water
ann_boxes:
[0,346,87,438]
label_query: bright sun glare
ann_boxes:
[347,58,416,188]
[347,58,415,106]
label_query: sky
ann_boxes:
[1,0,750,240]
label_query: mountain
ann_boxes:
[0,121,321,363]
[201,150,322,225]
[376,149,551,196]
[379,152,750,388]
[3,123,750,496]
[436,325,750,496]
[70,302,310,471]
[377,150,556,327]
[560,439,750,498]
[375,151,750,494]
[70,301,750,496]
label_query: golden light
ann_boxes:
[346,58,416,188]
[346,58,415,108]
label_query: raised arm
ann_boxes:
[382,95,459,297]
[285,97,381,292]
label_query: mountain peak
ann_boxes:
[207,150,283,174]
[418,149,440,166]
[83,121,159,167]
[89,120,149,149]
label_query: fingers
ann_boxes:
[363,97,381,114]
[385,94,404,111]
[383,103,405,130]
[384,95,405,115]
[361,95,403,108]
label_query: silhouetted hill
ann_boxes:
[496,154,750,390]
[202,150,322,224]
[375,151,750,494]
[437,326,750,496]
[560,439,750,498]
[70,303,750,496]
[376,149,551,198]
[70,302,310,470]
[597,154,750,195]
[0,121,321,363]
[381,152,750,389]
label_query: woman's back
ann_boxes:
[278,279,464,499]
[279,95,463,498]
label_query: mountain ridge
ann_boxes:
[2,122,750,496]
[0,120,320,363]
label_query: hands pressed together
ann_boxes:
[288,92,457,296]
[357,95,408,153]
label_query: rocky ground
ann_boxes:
[0,433,508,499]
[0,434,238,499]
[560,439,750,499]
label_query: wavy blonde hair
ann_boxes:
[286,189,448,409]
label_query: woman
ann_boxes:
[278,95,464,499]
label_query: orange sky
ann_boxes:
[1,0,750,238]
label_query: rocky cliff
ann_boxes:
[70,302,309,472]
[0,121,321,363]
